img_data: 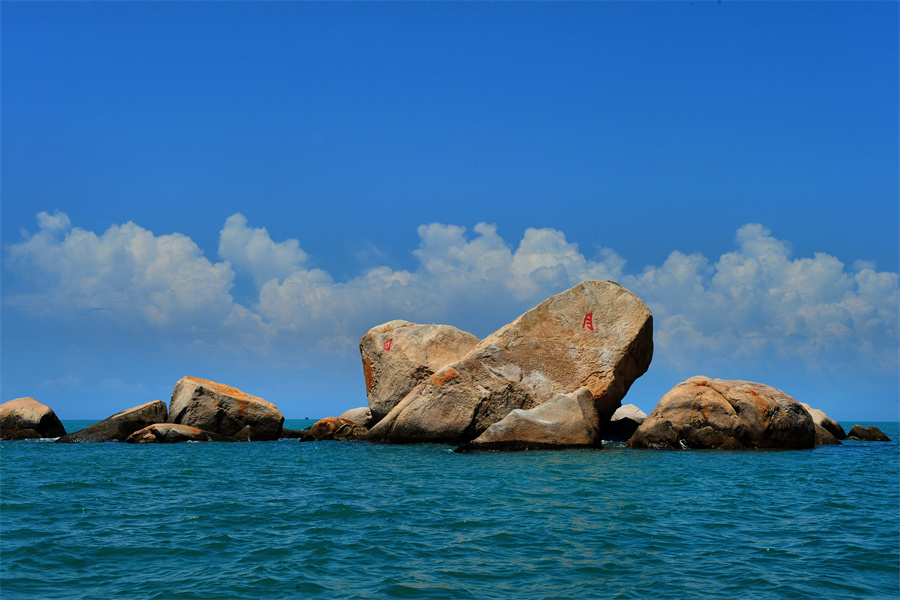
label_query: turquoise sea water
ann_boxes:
[2,420,898,600]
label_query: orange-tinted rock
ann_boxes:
[168,376,284,441]
[360,320,480,423]
[57,400,168,443]
[0,397,66,440]
[300,417,367,441]
[628,376,815,450]
[368,280,653,444]
[125,423,237,443]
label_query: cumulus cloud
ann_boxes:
[4,213,897,373]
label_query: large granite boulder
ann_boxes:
[846,425,891,441]
[360,320,480,423]
[368,280,653,444]
[0,397,66,440]
[338,407,373,428]
[168,376,284,441]
[300,417,368,442]
[125,423,237,443]
[800,402,846,441]
[603,404,647,442]
[628,376,815,450]
[56,400,168,443]
[457,387,601,451]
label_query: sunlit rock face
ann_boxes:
[368,280,653,445]
[0,397,66,440]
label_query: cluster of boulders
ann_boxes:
[1,280,893,450]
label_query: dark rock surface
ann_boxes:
[0,397,66,440]
[846,424,891,441]
[57,400,168,443]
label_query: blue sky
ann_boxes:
[2,1,898,421]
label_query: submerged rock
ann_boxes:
[368,280,653,445]
[846,425,891,442]
[300,417,368,441]
[628,376,815,450]
[168,376,284,441]
[360,321,480,423]
[0,397,66,440]
[457,387,601,452]
[56,400,168,443]
[125,423,238,443]
[603,404,647,442]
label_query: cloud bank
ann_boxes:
[5,211,898,373]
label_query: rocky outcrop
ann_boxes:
[0,397,66,440]
[300,417,368,442]
[457,387,601,451]
[603,404,647,442]
[813,424,842,445]
[360,320,480,423]
[628,376,815,450]
[338,407,373,428]
[125,423,237,443]
[56,400,168,443]
[168,376,284,441]
[800,402,846,441]
[846,425,891,441]
[368,280,653,445]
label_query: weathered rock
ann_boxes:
[457,387,601,452]
[279,428,306,439]
[603,403,647,442]
[168,376,284,441]
[368,280,653,444]
[800,402,846,440]
[56,400,168,443]
[628,376,815,450]
[125,423,238,443]
[813,423,842,445]
[360,320,480,423]
[300,417,368,441]
[338,407,373,428]
[846,424,891,441]
[0,397,66,440]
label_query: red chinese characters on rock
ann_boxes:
[383,338,393,351]
[582,313,594,332]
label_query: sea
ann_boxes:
[1,420,898,600]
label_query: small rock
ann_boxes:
[125,423,238,443]
[846,424,891,441]
[300,417,367,442]
[56,400,168,443]
[800,402,846,440]
[603,404,647,442]
[338,407,373,428]
[0,397,66,440]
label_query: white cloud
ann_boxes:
[218,213,308,287]
[5,213,897,375]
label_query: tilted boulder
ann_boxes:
[300,417,368,442]
[360,320,480,423]
[125,423,237,443]
[603,403,647,442]
[56,400,168,443]
[0,397,66,440]
[846,424,891,442]
[800,402,846,440]
[457,387,601,452]
[628,376,815,450]
[168,376,284,441]
[338,407,373,428]
[368,280,653,444]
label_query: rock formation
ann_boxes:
[168,376,284,441]
[457,387,601,451]
[846,425,891,441]
[0,397,66,440]
[368,280,653,445]
[603,404,647,442]
[799,402,846,441]
[338,407,373,428]
[628,376,815,450]
[56,400,168,443]
[125,423,237,443]
[300,417,368,442]
[360,320,480,423]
